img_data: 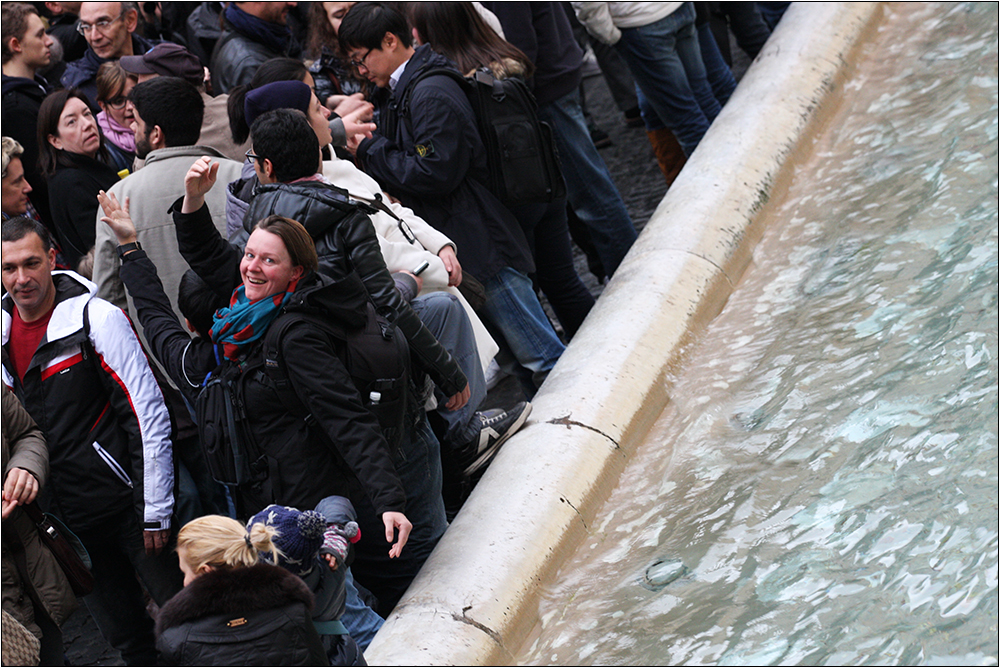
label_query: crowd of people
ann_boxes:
[2,1,785,665]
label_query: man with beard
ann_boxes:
[91,76,242,347]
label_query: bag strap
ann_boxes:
[313,619,349,636]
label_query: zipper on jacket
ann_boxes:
[92,442,133,488]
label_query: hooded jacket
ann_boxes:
[231,179,468,398]
[357,44,535,283]
[155,563,328,666]
[119,218,407,518]
[1,271,174,533]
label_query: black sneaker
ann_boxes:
[458,402,532,478]
[589,125,612,149]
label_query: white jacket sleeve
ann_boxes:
[87,299,174,530]
[572,2,622,45]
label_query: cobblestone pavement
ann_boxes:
[61,48,752,665]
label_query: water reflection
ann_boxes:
[517,3,998,665]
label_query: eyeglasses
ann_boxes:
[349,48,374,71]
[76,11,126,36]
[245,149,263,163]
[104,95,129,110]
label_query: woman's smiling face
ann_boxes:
[240,228,303,302]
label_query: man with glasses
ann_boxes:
[339,3,566,399]
[61,2,156,108]
[2,3,56,225]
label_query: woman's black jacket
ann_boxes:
[155,564,329,666]
[118,243,406,518]
[228,180,467,399]
[47,151,120,268]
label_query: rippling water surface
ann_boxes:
[517,3,998,665]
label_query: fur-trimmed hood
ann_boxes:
[155,563,314,635]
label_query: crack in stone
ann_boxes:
[559,496,590,531]
[452,607,503,646]
[547,414,620,449]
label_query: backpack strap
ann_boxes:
[390,66,468,136]
[261,313,315,422]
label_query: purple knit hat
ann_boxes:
[244,80,312,128]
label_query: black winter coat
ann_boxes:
[357,45,534,283]
[233,180,467,397]
[209,19,293,95]
[46,151,120,269]
[1,74,52,224]
[118,239,407,520]
[155,564,329,666]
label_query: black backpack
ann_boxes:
[195,303,411,492]
[396,67,566,208]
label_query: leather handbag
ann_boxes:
[24,502,95,596]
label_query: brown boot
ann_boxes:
[646,128,687,187]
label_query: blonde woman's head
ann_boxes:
[176,515,281,586]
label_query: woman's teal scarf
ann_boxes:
[210,279,300,360]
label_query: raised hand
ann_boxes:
[182,156,220,213]
[97,190,137,246]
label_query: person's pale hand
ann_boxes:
[1,468,38,519]
[321,552,339,571]
[97,191,137,246]
[438,245,462,287]
[382,511,412,558]
[398,269,423,294]
[445,382,471,411]
[182,157,219,213]
[332,92,370,117]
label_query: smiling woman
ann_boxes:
[36,88,123,274]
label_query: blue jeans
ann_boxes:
[537,89,638,277]
[341,568,384,651]
[410,291,486,446]
[351,413,447,616]
[697,21,737,106]
[74,509,183,665]
[615,2,721,156]
[480,267,565,397]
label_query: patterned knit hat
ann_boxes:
[247,504,326,576]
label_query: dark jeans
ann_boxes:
[615,2,720,156]
[350,414,446,617]
[410,291,487,447]
[509,199,595,338]
[537,88,638,277]
[74,508,183,666]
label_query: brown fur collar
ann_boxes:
[155,563,313,635]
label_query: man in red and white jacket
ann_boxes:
[2,216,181,665]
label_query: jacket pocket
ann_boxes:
[92,442,133,489]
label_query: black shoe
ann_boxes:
[457,402,532,478]
[624,105,644,128]
[589,125,612,149]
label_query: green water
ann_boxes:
[517,3,998,665]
